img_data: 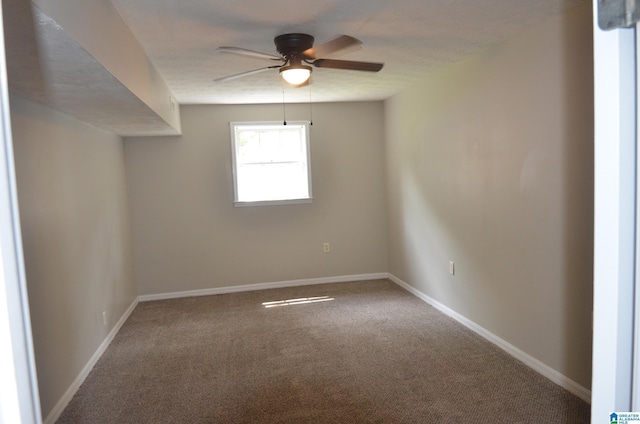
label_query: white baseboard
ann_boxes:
[43,297,139,424]
[387,273,592,404]
[138,273,389,302]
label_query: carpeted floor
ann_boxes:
[56,279,590,423]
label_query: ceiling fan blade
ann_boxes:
[312,59,384,72]
[302,35,362,59]
[213,66,281,83]
[217,47,283,61]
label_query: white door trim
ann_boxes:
[591,1,637,419]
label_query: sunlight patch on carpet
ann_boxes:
[262,296,334,308]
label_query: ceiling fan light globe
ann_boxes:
[280,65,312,85]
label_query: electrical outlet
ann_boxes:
[449,261,455,275]
[323,242,330,253]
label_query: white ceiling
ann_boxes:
[4,0,588,135]
[110,0,587,105]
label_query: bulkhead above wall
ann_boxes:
[3,0,181,137]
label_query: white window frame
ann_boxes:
[230,121,313,207]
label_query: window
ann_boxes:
[230,121,312,206]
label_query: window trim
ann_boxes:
[230,121,313,207]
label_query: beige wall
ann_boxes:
[124,102,388,295]
[384,3,593,389]
[9,96,137,418]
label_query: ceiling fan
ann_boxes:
[214,33,384,86]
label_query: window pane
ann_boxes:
[237,163,309,202]
[231,122,311,205]
[236,127,305,164]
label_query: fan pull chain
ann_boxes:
[309,84,313,125]
[282,79,287,125]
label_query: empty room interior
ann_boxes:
[3,0,598,422]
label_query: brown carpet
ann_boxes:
[56,279,590,423]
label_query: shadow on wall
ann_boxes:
[558,2,594,390]
[3,0,48,102]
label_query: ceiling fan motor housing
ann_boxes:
[274,33,314,57]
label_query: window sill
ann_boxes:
[234,198,313,207]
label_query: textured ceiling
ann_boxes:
[4,0,180,136]
[111,0,587,105]
[5,0,588,136]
